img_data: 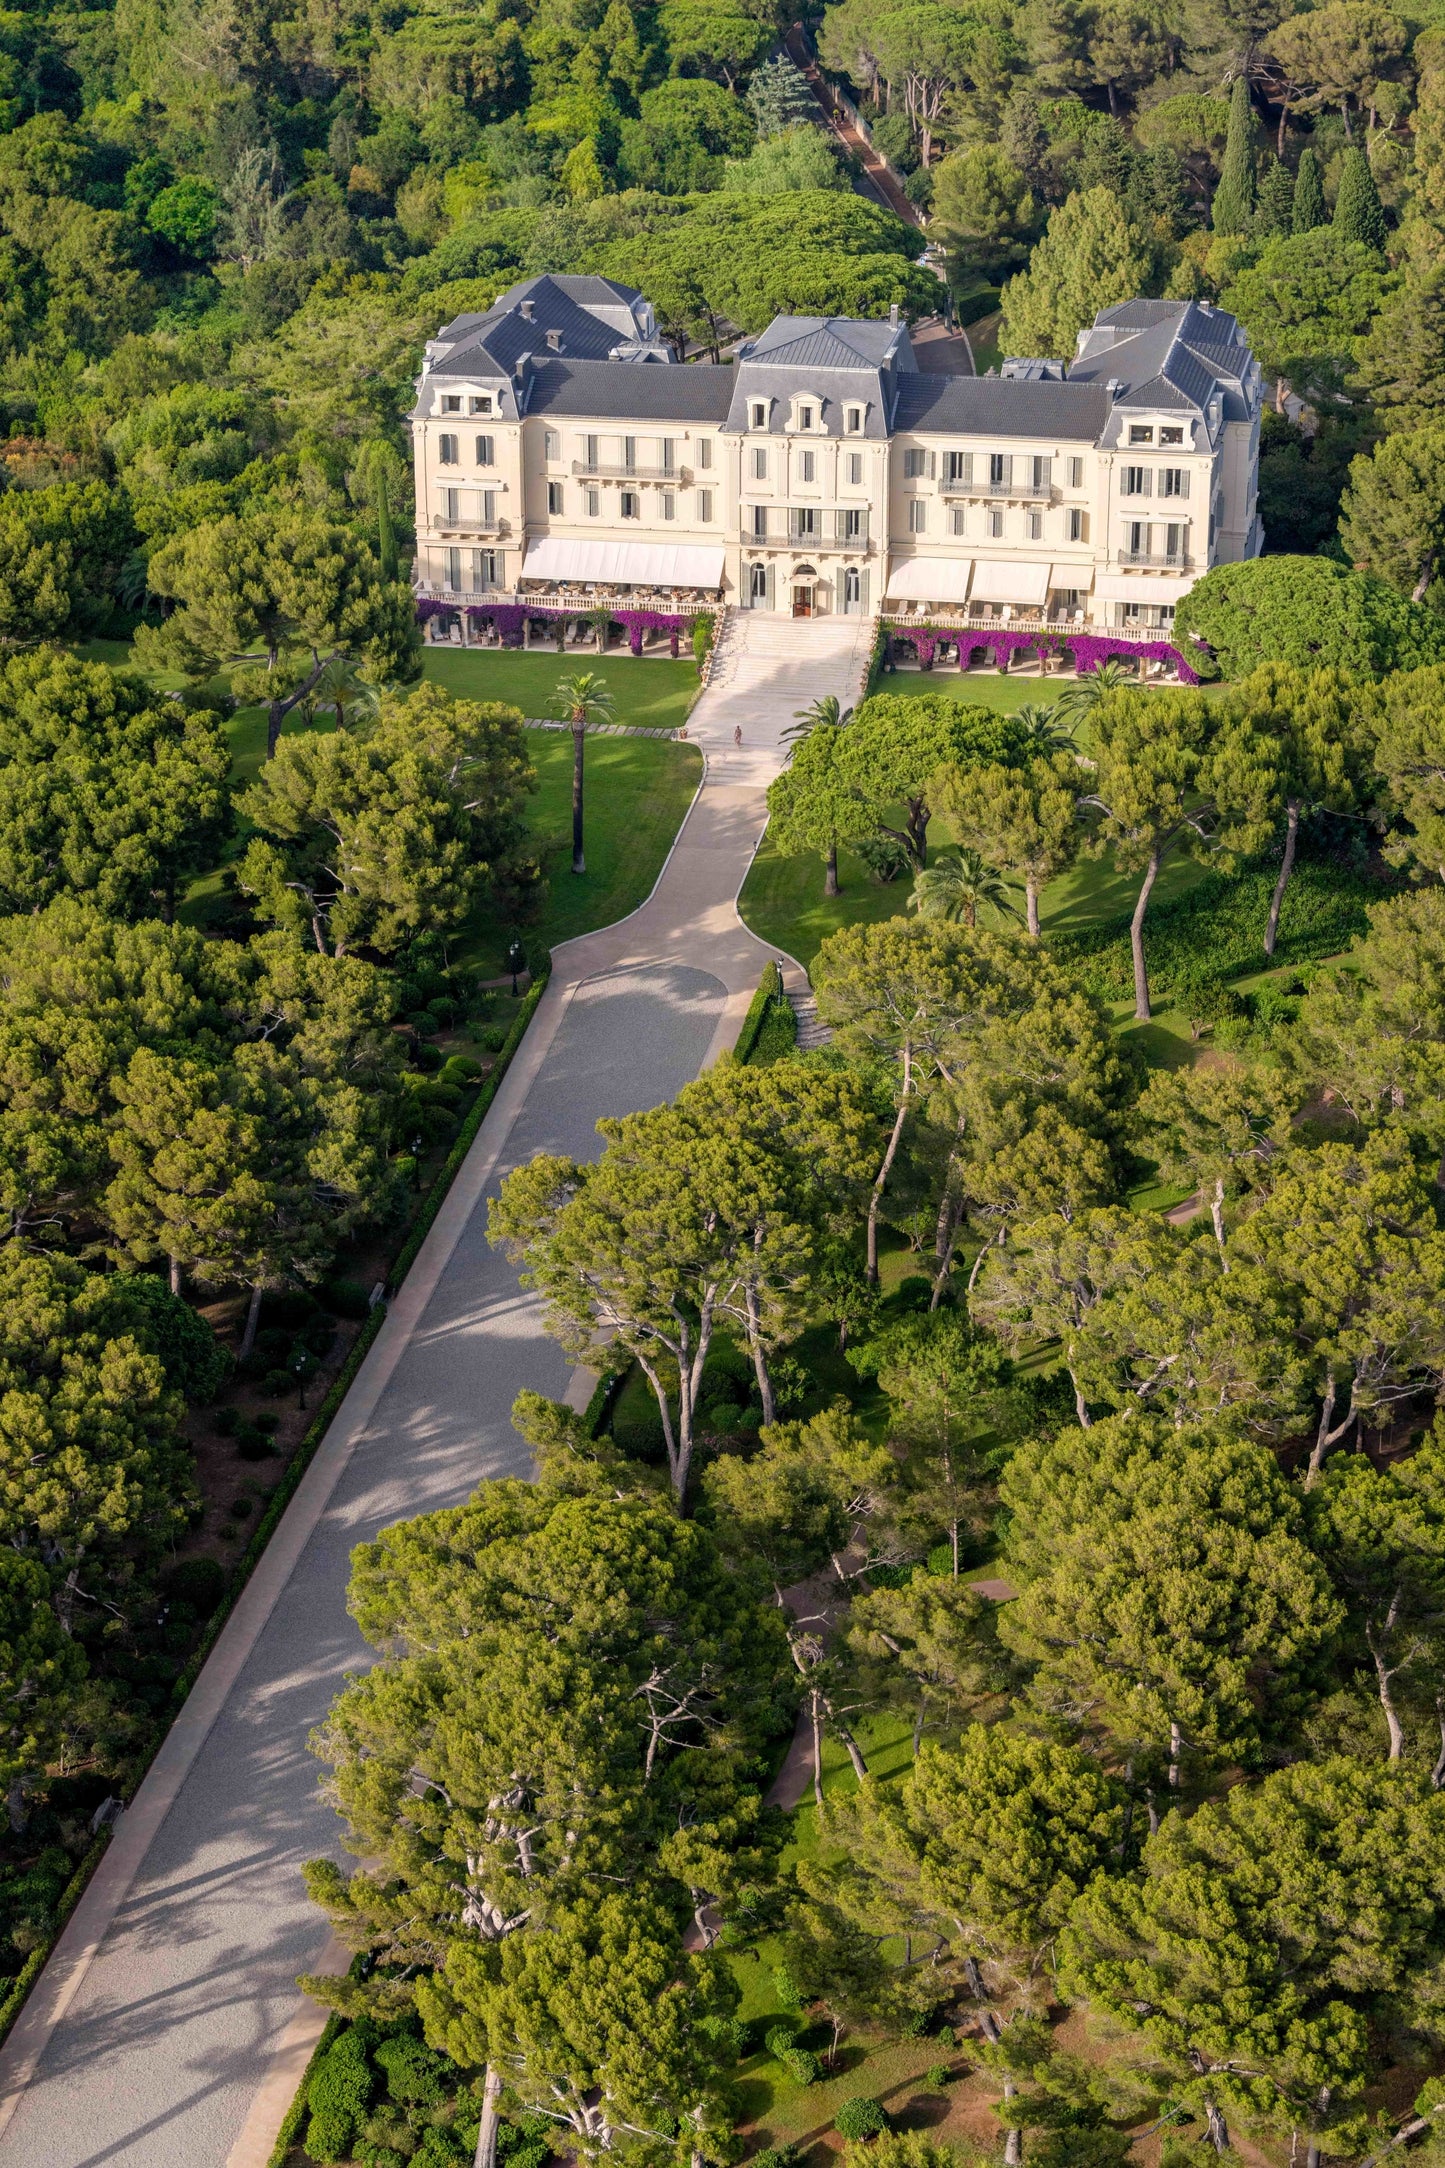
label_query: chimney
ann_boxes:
[546,328,563,352]
[888,303,899,328]
[520,298,535,321]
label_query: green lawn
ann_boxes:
[739,809,1212,971]
[454,728,702,974]
[873,665,1070,711]
[422,645,703,730]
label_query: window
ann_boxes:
[1160,467,1188,498]
[620,491,639,519]
[475,434,494,466]
[698,438,712,469]
[1128,424,1153,444]
[989,452,1009,486]
[987,507,1003,538]
[1068,507,1085,542]
[750,402,768,428]
[751,505,768,539]
[475,549,501,586]
[750,563,769,603]
[847,453,863,486]
[1122,466,1150,496]
[547,481,564,515]
[438,488,456,523]
[444,547,461,589]
[798,404,814,430]
[751,447,768,481]
[845,406,863,434]
[622,436,638,474]
[543,429,560,462]
[792,507,818,540]
[661,439,676,477]
[698,488,713,522]
[842,507,863,539]
[904,448,932,479]
[950,506,966,536]
[438,434,459,465]
[583,434,599,470]
[1068,455,1084,488]
[1026,509,1043,540]
[586,487,600,517]
[661,492,675,521]
[1127,519,1147,554]
[1028,455,1052,490]
[469,394,493,415]
[442,395,461,413]
[482,490,497,525]
[1160,426,1184,446]
[844,567,861,606]
[799,449,816,483]
[945,451,971,485]
[909,499,927,533]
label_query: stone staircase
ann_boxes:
[683,608,874,785]
[789,987,832,1050]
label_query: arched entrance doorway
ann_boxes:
[792,565,819,618]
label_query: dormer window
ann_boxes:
[1128,424,1153,444]
[470,394,493,414]
[442,395,461,413]
[845,406,863,433]
[798,404,815,430]
[750,402,768,429]
[1160,426,1184,445]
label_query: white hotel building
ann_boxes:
[410,275,1263,632]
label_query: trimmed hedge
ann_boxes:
[731,960,782,1063]
[0,1830,111,2050]
[732,960,798,1066]
[1049,859,1384,1000]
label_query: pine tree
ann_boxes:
[1212,76,1256,235]
[1293,146,1327,233]
[1333,145,1387,253]
[1255,156,1296,236]
[375,472,398,583]
[746,55,817,140]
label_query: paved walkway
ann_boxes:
[0,609,872,2168]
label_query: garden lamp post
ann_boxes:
[507,939,526,997]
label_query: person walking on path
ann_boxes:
[734,723,743,746]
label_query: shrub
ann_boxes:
[439,1054,483,1084]
[1172,963,1243,1039]
[321,1277,371,1319]
[772,1963,804,2011]
[412,2132,472,2167]
[480,1023,509,1053]
[412,1040,444,1072]
[409,1008,442,1036]
[263,1367,295,1396]
[693,613,714,668]
[251,1410,281,1435]
[765,2023,798,2059]
[925,2063,951,2088]
[162,1557,226,1616]
[305,2032,372,2163]
[375,2034,448,2105]
[212,1407,238,1436]
[229,1496,253,1518]
[857,834,911,883]
[236,1426,279,1460]
[261,1289,321,1329]
[780,2046,823,2085]
[751,995,799,1065]
[751,2150,800,2168]
[107,1274,231,1400]
[835,2097,889,2140]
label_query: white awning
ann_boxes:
[1049,564,1094,595]
[519,538,725,589]
[968,558,1051,606]
[1093,571,1198,605]
[884,556,973,603]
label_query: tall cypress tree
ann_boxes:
[376,473,398,583]
[1293,147,1327,233]
[1255,156,1296,236]
[1212,76,1257,235]
[1333,145,1387,252]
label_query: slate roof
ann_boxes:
[894,374,1113,440]
[738,314,913,372]
[526,358,736,423]
[426,274,668,380]
[1070,299,1257,436]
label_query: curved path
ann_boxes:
[0,608,872,2168]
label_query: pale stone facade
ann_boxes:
[411,275,1263,632]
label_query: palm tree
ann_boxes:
[1012,700,1077,754]
[782,692,855,760]
[309,654,380,734]
[1057,658,1134,718]
[553,672,615,874]
[908,849,1022,930]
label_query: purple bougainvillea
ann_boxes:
[882,619,1199,685]
[425,599,690,657]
